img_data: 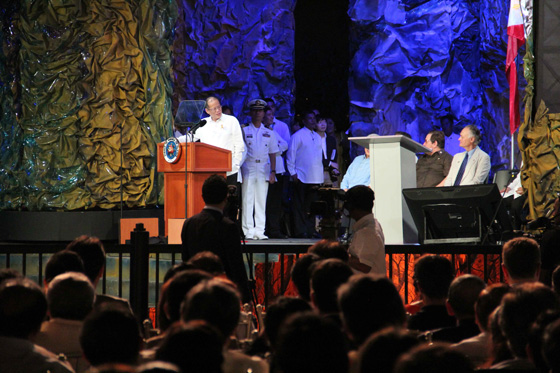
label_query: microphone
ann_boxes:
[189,119,207,134]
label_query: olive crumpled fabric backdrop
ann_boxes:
[0,0,177,210]
[0,0,295,211]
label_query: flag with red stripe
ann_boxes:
[506,0,526,134]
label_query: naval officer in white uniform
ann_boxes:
[241,99,279,240]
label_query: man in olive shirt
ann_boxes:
[416,130,452,188]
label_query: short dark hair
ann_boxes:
[47,272,95,320]
[474,283,511,332]
[502,237,541,280]
[447,274,486,319]
[413,255,454,299]
[276,312,349,373]
[291,254,321,302]
[499,282,560,357]
[428,130,445,149]
[0,277,47,338]
[338,274,406,345]
[187,251,225,275]
[395,343,473,373]
[181,279,241,338]
[395,131,412,139]
[359,328,421,373]
[66,235,106,284]
[264,296,312,348]
[308,239,349,262]
[45,250,85,283]
[464,124,482,146]
[0,268,22,285]
[201,174,228,205]
[345,185,374,212]
[165,269,212,325]
[156,321,224,373]
[80,305,141,366]
[310,258,353,314]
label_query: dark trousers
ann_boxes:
[265,174,285,237]
[225,173,240,223]
[292,180,318,238]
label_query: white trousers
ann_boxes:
[241,162,269,238]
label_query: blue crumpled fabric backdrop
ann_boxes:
[348,0,517,170]
[172,0,296,125]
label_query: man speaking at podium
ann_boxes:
[181,96,246,220]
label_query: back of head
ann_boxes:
[80,304,141,367]
[359,327,421,373]
[202,174,228,205]
[0,268,22,285]
[163,262,195,284]
[47,272,95,320]
[502,237,541,282]
[528,310,560,371]
[310,258,353,314]
[308,239,349,262]
[345,185,374,212]
[66,235,106,284]
[499,282,560,358]
[543,318,560,373]
[474,283,511,332]
[413,255,454,300]
[447,274,486,319]
[264,296,312,349]
[0,277,47,339]
[156,321,224,373]
[291,254,321,301]
[166,269,213,324]
[394,343,473,373]
[45,250,85,284]
[275,311,348,373]
[338,274,406,346]
[181,278,241,338]
[187,251,225,276]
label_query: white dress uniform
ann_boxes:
[241,123,279,239]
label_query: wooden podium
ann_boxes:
[349,135,430,244]
[157,142,232,235]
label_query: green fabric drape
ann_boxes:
[0,0,176,211]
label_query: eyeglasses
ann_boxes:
[207,105,222,113]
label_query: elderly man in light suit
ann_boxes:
[442,125,491,186]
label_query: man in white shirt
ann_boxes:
[286,110,324,238]
[241,99,278,240]
[443,125,491,186]
[180,96,246,220]
[344,185,385,276]
[264,99,290,238]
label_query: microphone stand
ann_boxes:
[184,120,207,217]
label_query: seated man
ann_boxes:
[443,125,491,186]
[416,130,452,188]
[344,185,385,275]
[0,277,74,373]
[340,136,374,191]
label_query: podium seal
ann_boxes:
[163,137,181,163]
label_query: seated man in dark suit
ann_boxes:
[181,174,250,303]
